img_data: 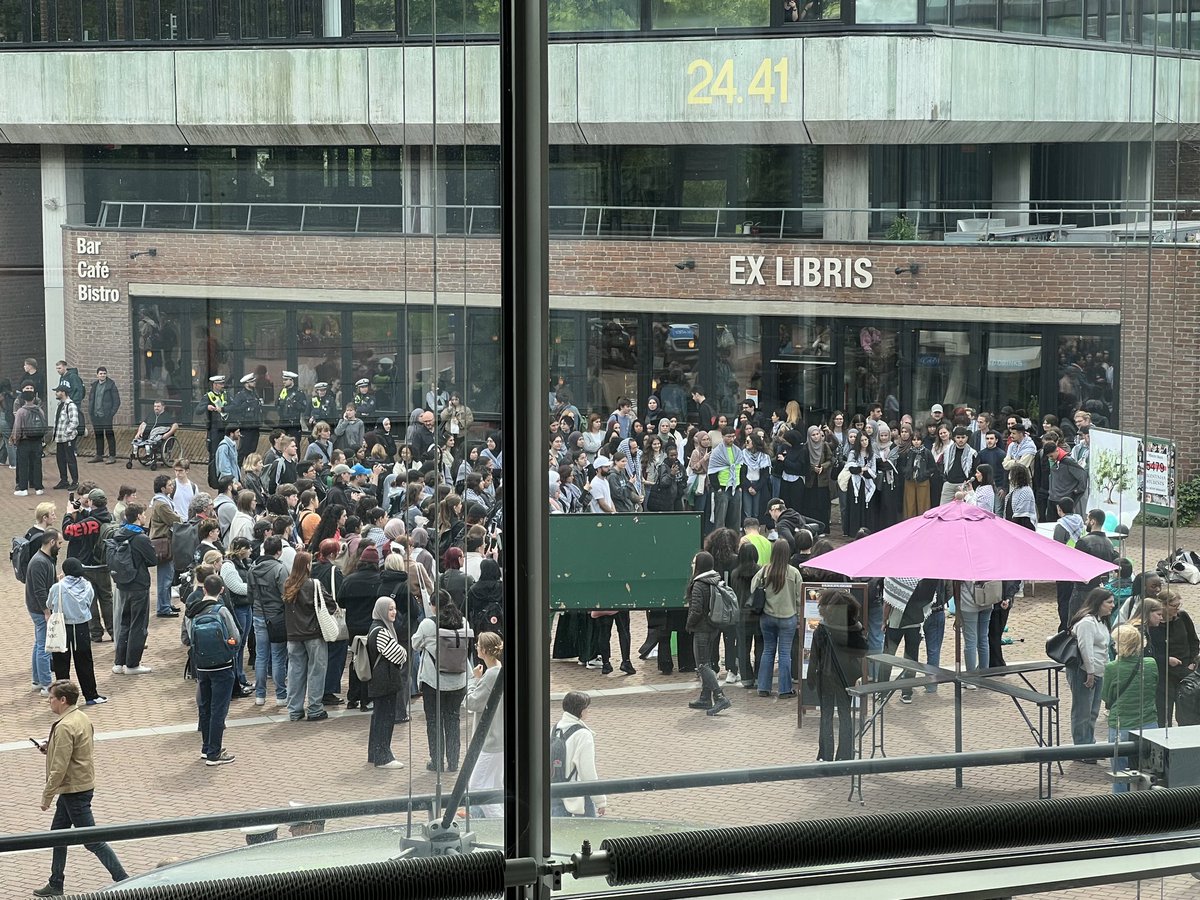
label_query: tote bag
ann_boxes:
[313,578,348,643]
[44,586,68,654]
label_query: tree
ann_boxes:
[1094,449,1132,504]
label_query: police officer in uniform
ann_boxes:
[196,375,228,455]
[308,382,336,434]
[350,378,376,428]
[275,370,308,449]
[227,373,265,464]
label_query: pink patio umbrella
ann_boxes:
[810,501,1118,582]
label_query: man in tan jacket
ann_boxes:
[33,680,128,896]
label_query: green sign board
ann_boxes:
[549,513,700,610]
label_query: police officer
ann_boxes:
[308,382,336,433]
[276,370,308,449]
[350,377,376,427]
[227,373,264,464]
[196,375,228,455]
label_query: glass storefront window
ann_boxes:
[1046,0,1082,35]
[466,310,502,418]
[241,308,289,409]
[1001,0,1042,31]
[549,0,639,30]
[350,310,401,416]
[771,318,835,423]
[1056,333,1116,427]
[351,0,397,32]
[985,332,1042,418]
[843,323,901,420]
[650,0,770,29]
[913,328,979,415]
[651,320,699,420]
[953,0,999,29]
[408,0,498,34]
[714,317,762,419]
[588,315,639,416]
[136,302,187,418]
[856,0,920,24]
[296,309,345,401]
[406,309,462,417]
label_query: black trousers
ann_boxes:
[988,601,1011,668]
[598,611,632,664]
[113,588,150,668]
[420,682,465,770]
[817,677,856,761]
[92,420,116,458]
[86,569,114,641]
[56,439,78,485]
[15,439,42,490]
[52,622,99,701]
[368,690,399,765]
[878,627,923,699]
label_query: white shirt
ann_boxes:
[589,475,613,513]
[172,478,196,520]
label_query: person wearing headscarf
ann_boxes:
[616,436,644,499]
[641,395,662,432]
[549,469,565,514]
[468,558,504,638]
[366,596,408,769]
[383,517,406,555]
[480,432,503,476]
[800,425,833,527]
[409,527,436,582]
[873,424,902,530]
[740,429,772,521]
[841,429,876,537]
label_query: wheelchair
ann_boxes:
[126,425,179,471]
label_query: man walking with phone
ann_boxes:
[32,680,128,896]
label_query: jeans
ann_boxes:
[758,614,799,695]
[230,604,253,688]
[709,486,742,532]
[1109,722,1158,792]
[51,622,99,700]
[959,607,993,672]
[287,638,328,719]
[368,690,400,765]
[1066,667,1104,745]
[252,614,288,700]
[48,789,128,890]
[692,631,723,701]
[325,639,348,696]
[112,588,149,668]
[29,610,51,687]
[155,560,175,615]
[420,682,465,770]
[923,609,945,693]
[866,595,885,656]
[55,439,78,485]
[196,667,236,759]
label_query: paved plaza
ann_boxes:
[2,450,1199,898]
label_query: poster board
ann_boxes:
[549,512,700,610]
[797,582,869,725]
[1087,428,1176,527]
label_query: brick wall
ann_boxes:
[1156,141,1200,204]
[60,228,1200,476]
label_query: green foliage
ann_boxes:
[1093,449,1133,504]
[885,214,916,241]
[653,0,769,27]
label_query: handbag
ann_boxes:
[750,585,768,616]
[151,535,172,564]
[266,612,287,644]
[44,587,68,654]
[1045,628,1082,668]
[317,574,349,641]
[312,579,342,643]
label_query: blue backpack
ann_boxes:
[191,605,237,671]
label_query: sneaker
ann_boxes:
[12,490,27,496]
[34,489,44,495]
[86,696,109,705]
[39,687,50,697]
[32,884,64,897]
[375,760,405,769]
[306,711,329,722]
[600,663,613,675]
[156,611,180,619]
[900,695,914,704]
[52,482,69,489]
[111,665,126,675]
[723,672,739,685]
[254,697,265,707]
[199,752,207,761]
[707,697,732,716]
[778,691,797,699]
[619,661,637,676]
[274,698,288,708]
[688,698,713,710]
[322,693,345,705]
[758,690,771,698]
[126,665,153,674]
[963,682,978,691]
[585,656,604,669]
[647,648,658,659]
[205,750,236,767]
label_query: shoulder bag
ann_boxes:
[367,624,407,698]
[1045,628,1082,669]
[44,586,68,654]
[313,578,347,643]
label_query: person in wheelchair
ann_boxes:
[129,399,179,468]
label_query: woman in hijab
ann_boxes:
[366,596,408,769]
[741,429,772,520]
[842,429,876,537]
[800,425,833,527]
[777,429,807,514]
[616,436,644,499]
[467,558,505,638]
[873,424,902,530]
[641,395,662,431]
[480,431,503,476]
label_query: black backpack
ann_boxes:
[549,723,585,783]
[170,520,200,572]
[105,534,139,586]
[207,453,221,490]
[23,405,47,440]
[1177,672,1200,726]
[10,527,39,583]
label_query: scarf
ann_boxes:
[806,426,825,469]
[1058,513,1084,543]
[1007,435,1037,460]
[371,597,398,643]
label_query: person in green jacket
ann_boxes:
[1102,624,1159,793]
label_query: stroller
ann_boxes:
[126,425,179,471]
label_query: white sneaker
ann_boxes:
[375,760,405,769]
[647,648,658,659]
[254,697,266,707]
[34,489,44,495]
[724,672,739,685]
[585,656,604,669]
[274,698,288,708]
[963,682,978,691]
[13,490,27,496]
[39,687,50,697]
[126,665,153,674]
[111,665,126,675]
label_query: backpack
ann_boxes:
[170,520,200,572]
[22,405,47,440]
[207,453,220,490]
[436,627,470,674]
[1176,672,1200,726]
[707,579,740,628]
[104,534,139,586]
[549,723,585,783]
[191,604,237,670]
[10,529,36,583]
[93,521,121,568]
[351,633,373,682]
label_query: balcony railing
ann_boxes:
[96,198,1200,243]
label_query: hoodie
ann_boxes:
[1046,449,1089,506]
[686,570,724,633]
[49,576,95,625]
[62,506,114,569]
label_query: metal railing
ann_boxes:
[97,199,1200,243]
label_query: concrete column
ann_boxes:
[1125,141,1154,224]
[40,145,85,376]
[823,145,869,242]
[991,145,1031,226]
[322,0,342,37]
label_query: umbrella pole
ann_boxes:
[951,579,964,789]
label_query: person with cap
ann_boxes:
[929,403,945,426]
[48,558,106,705]
[588,456,615,513]
[324,463,354,511]
[276,371,308,448]
[350,378,376,426]
[334,402,366,454]
[307,382,336,432]
[51,382,81,491]
[226,373,265,464]
[86,367,120,464]
[62,485,118,644]
[197,375,228,456]
[12,384,47,495]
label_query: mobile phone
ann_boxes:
[29,737,42,748]
[68,491,75,504]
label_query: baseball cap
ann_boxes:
[350,463,372,476]
[931,404,944,414]
[330,464,351,476]
[593,455,612,468]
[89,488,107,503]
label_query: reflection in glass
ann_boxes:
[986,332,1041,417]
[844,324,900,421]
[1056,334,1116,428]
[652,320,699,421]
[953,0,999,30]
[1001,0,1042,32]
[772,318,835,422]
[588,316,639,415]
[1045,0,1082,35]
[548,0,639,30]
[408,0,498,34]
[241,308,289,408]
[855,0,919,23]
[913,329,978,415]
[651,0,770,28]
[296,310,345,399]
[353,0,397,32]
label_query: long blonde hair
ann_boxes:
[785,400,801,427]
